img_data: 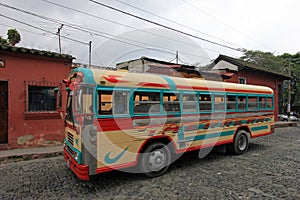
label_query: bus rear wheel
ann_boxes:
[227,130,250,155]
[139,142,171,178]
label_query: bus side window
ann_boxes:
[163,93,180,112]
[267,97,273,108]
[238,96,246,110]
[248,96,258,110]
[182,93,198,113]
[98,90,113,115]
[214,94,225,111]
[113,91,129,115]
[134,92,160,114]
[199,94,212,111]
[226,95,236,110]
[259,97,266,109]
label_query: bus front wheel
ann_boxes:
[139,142,171,178]
[227,130,250,155]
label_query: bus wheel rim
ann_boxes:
[148,150,166,171]
[237,134,247,150]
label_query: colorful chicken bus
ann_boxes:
[63,67,274,180]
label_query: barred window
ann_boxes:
[25,80,62,112]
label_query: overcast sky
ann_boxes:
[0,0,299,67]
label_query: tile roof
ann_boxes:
[0,44,73,60]
[212,54,291,79]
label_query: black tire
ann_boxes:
[227,130,250,155]
[139,142,171,178]
[283,118,288,121]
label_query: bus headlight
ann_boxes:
[74,153,78,161]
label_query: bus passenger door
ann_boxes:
[74,86,97,175]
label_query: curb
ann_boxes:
[0,151,63,163]
[274,122,297,128]
[0,146,63,164]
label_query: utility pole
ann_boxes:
[176,51,178,64]
[57,24,64,54]
[89,41,92,68]
[287,60,291,115]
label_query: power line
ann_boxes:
[114,0,238,48]
[42,0,219,54]
[89,0,243,52]
[0,23,54,38]
[181,0,266,48]
[0,1,209,60]
[0,14,88,46]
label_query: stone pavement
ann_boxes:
[0,121,297,163]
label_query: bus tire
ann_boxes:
[139,142,171,178]
[227,130,250,155]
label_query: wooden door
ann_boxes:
[0,81,8,144]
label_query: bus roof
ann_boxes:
[71,67,273,95]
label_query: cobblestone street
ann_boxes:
[0,126,299,199]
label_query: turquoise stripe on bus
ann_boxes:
[183,130,234,142]
[162,75,177,91]
[75,67,96,84]
[178,127,186,148]
[250,125,269,132]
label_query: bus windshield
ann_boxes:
[65,90,74,124]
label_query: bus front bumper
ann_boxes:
[64,147,89,180]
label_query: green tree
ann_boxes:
[7,28,21,46]
[240,49,286,73]
[279,53,300,111]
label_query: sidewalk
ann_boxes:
[0,121,297,164]
[0,145,63,163]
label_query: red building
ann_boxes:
[206,55,291,121]
[0,44,73,149]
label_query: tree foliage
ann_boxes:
[240,49,300,111]
[0,29,21,46]
[240,49,286,73]
[7,29,21,46]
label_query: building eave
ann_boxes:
[211,54,292,80]
[0,44,74,61]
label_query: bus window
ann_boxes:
[134,92,160,114]
[248,96,258,110]
[98,90,112,115]
[267,97,273,108]
[259,97,266,109]
[113,91,129,115]
[81,87,94,114]
[238,96,246,110]
[226,95,236,110]
[199,94,212,111]
[182,93,198,113]
[163,92,180,112]
[214,94,225,111]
